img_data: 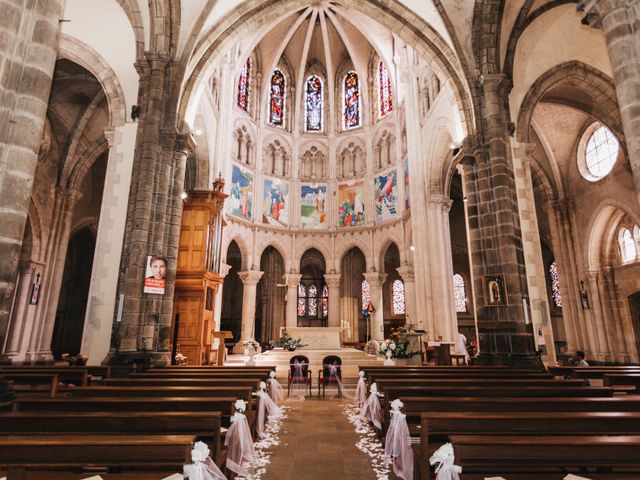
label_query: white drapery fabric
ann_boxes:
[326,362,349,397]
[224,410,256,476]
[183,441,226,480]
[268,371,284,405]
[256,382,283,438]
[384,401,413,480]
[359,382,382,430]
[354,370,367,405]
[429,442,462,480]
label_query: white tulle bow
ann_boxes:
[183,441,226,480]
[354,374,367,406]
[384,408,413,480]
[429,443,462,480]
[225,411,255,477]
[359,385,382,430]
[268,376,284,405]
[256,389,282,438]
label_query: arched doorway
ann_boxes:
[340,247,367,342]
[221,241,243,344]
[298,249,327,328]
[382,243,403,338]
[51,228,96,358]
[255,246,285,343]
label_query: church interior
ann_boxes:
[1,0,640,478]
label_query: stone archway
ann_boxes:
[221,240,243,343]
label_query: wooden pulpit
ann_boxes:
[172,179,227,365]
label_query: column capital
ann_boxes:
[284,273,302,287]
[58,188,83,209]
[104,129,116,148]
[219,262,231,278]
[427,195,453,213]
[323,273,341,287]
[237,270,264,286]
[363,271,387,288]
[511,141,537,158]
[396,265,415,282]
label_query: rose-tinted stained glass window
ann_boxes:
[343,71,360,129]
[453,274,466,313]
[305,75,323,132]
[392,279,405,315]
[237,58,251,112]
[378,61,393,118]
[297,284,306,316]
[361,280,371,308]
[550,261,562,308]
[322,285,329,318]
[269,69,285,126]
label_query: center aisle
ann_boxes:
[263,396,380,480]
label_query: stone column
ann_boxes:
[35,188,83,361]
[284,273,302,329]
[0,0,65,356]
[2,262,35,359]
[462,74,539,367]
[213,263,231,333]
[396,266,416,327]
[364,272,387,341]
[511,142,557,365]
[579,0,640,203]
[233,270,263,353]
[80,125,137,365]
[324,273,341,329]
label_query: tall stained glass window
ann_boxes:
[269,69,286,126]
[549,261,562,308]
[453,274,466,313]
[392,279,405,315]
[305,75,323,132]
[343,71,360,129]
[297,284,306,316]
[308,284,318,316]
[620,228,637,262]
[237,58,251,112]
[361,280,371,308]
[322,285,329,318]
[378,61,393,118]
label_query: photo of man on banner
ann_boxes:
[144,255,167,295]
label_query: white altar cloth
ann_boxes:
[281,327,342,350]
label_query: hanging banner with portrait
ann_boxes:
[144,255,167,295]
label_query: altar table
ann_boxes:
[281,327,342,350]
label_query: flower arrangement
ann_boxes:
[191,441,211,463]
[379,327,419,359]
[270,331,306,351]
[235,399,247,413]
[244,339,260,351]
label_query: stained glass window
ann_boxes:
[585,125,618,179]
[308,284,318,316]
[635,226,640,252]
[361,280,371,308]
[237,58,251,112]
[343,71,360,129]
[392,279,405,315]
[269,69,285,127]
[322,285,328,318]
[378,61,393,118]
[297,284,306,316]
[549,261,562,308]
[305,75,323,132]
[620,228,637,262]
[453,274,466,313]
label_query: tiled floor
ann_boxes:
[263,395,379,479]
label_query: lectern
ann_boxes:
[172,178,227,365]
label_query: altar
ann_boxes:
[281,327,342,350]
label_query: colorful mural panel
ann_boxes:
[374,169,398,223]
[230,164,253,221]
[262,177,289,227]
[300,185,327,229]
[338,181,365,228]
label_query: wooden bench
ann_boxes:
[374,378,588,390]
[367,371,554,384]
[413,412,640,479]
[58,385,254,402]
[128,371,270,380]
[605,374,640,391]
[0,434,194,477]
[103,377,261,389]
[0,367,88,386]
[449,434,640,476]
[548,365,640,378]
[0,411,224,467]
[0,374,60,398]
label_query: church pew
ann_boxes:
[449,434,640,477]
[0,374,59,398]
[103,377,260,388]
[11,396,238,426]
[0,365,110,379]
[604,374,640,391]
[0,368,88,386]
[57,385,254,401]
[0,434,195,476]
[128,371,270,380]
[548,365,640,378]
[366,371,554,384]
[575,369,640,381]
[153,365,275,371]
[374,378,588,390]
[414,412,640,480]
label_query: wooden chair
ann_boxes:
[288,355,312,396]
[318,355,343,397]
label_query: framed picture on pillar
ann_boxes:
[482,273,508,307]
[29,283,40,305]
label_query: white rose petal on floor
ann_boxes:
[237,405,292,480]
[343,403,392,480]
